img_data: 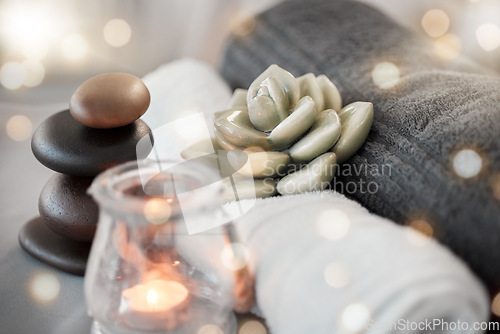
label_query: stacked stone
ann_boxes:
[19,73,153,276]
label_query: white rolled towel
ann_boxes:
[141,58,232,161]
[227,191,489,334]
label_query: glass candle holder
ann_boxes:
[85,160,237,334]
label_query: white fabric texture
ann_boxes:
[229,192,489,334]
[141,58,489,334]
[141,58,232,162]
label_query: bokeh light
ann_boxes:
[324,262,351,288]
[371,62,400,90]
[409,219,434,238]
[144,198,172,225]
[0,61,26,90]
[22,60,46,87]
[317,209,350,240]
[230,9,256,38]
[492,174,500,201]
[341,303,371,332]
[452,148,483,179]
[197,324,224,334]
[476,23,500,51]
[1,4,56,60]
[433,33,462,61]
[29,272,60,303]
[21,39,50,61]
[421,9,450,38]
[6,115,33,141]
[174,112,207,143]
[103,19,132,48]
[492,292,500,317]
[61,33,88,61]
[406,219,433,246]
[239,320,267,334]
[221,242,249,271]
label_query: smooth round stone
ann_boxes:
[289,109,341,163]
[229,88,248,108]
[215,108,270,150]
[297,73,324,112]
[32,110,153,176]
[332,101,373,163]
[316,74,342,112]
[222,178,277,201]
[19,217,91,276]
[227,150,290,178]
[248,76,289,131]
[248,64,300,109]
[70,72,150,129]
[277,152,337,195]
[39,173,97,242]
[269,96,317,150]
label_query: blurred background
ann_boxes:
[0,0,499,110]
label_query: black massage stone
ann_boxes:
[31,110,153,177]
[19,217,91,276]
[39,173,97,243]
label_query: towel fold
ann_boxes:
[178,192,489,334]
[220,0,500,307]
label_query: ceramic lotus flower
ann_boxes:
[183,65,373,197]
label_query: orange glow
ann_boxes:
[29,272,60,303]
[434,34,461,61]
[492,292,500,317]
[230,10,256,37]
[421,9,450,38]
[6,115,32,141]
[122,280,188,312]
[409,219,434,238]
[103,19,132,47]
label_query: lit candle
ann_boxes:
[120,280,189,331]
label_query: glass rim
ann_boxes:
[88,159,223,214]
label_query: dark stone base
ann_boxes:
[39,173,98,243]
[19,217,91,276]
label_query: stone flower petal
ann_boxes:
[248,64,300,109]
[222,177,277,201]
[180,138,219,160]
[277,152,337,195]
[289,109,341,163]
[215,131,240,151]
[214,108,270,150]
[248,77,289,131]
[229,88,248,108]
[332,101,374,163]
[317,74,342,112]
[269,96,317,150]
[298,73,324,112]
[228,150,290,178]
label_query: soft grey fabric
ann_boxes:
[220,0,500,308]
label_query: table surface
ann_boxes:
[0,84,94,334]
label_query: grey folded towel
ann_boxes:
[221,0,500,314]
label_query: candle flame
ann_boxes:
[147,289,159,305]
[122,280,189,313]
